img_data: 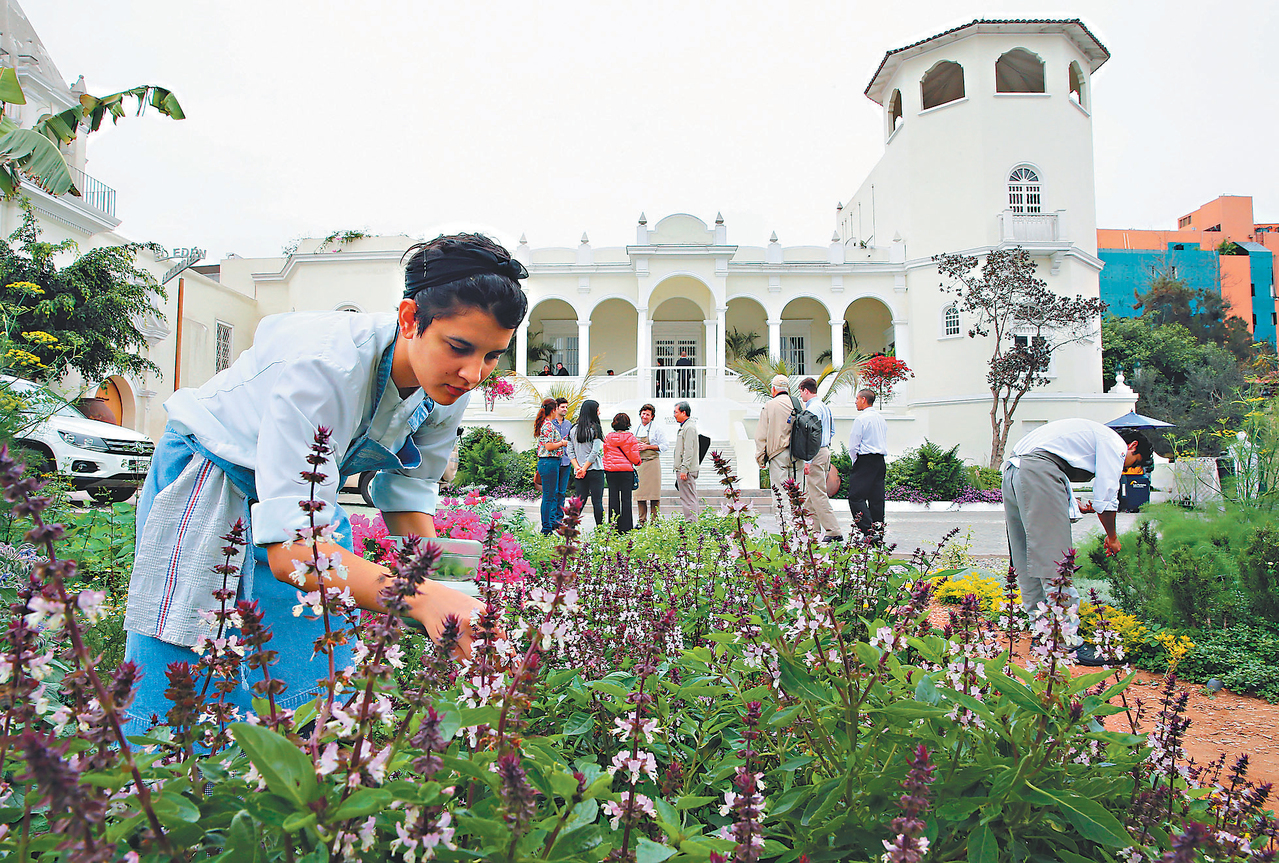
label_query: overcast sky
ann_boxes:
[21,0,1279,260]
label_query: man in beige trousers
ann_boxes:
[797,377,842,542]
[672,401,700,520]
[755,374,798,518]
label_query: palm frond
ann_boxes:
[727,356,793,402]
[512,354,607,421]
[816,354,866,403]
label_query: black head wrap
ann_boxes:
[403,244,529,299]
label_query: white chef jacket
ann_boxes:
[1003,418,1128,518]
[166,311,466,546]
[634,421,669,453]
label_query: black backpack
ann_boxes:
[788,395,824,462]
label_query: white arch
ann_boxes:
[777,293,834,321]
[644,271,718,309]
[527,294,585,321]
[838,292,900,322]
[587,294,640,319]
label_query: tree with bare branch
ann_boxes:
[936,247,1107,466]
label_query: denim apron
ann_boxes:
[124,342,434,727]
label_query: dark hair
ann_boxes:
[611,412,632,432]
[798,377,818,394]
[675,401,691,417]
[402,233,529,333]
[575,399,603,443]
[555,397,568,406]
[639,403,656,420]
[534,397,557,435]
[858,388,877,406]
[1119,429,1154,467]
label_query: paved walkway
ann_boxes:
[343,492,1140,560]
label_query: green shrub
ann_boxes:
[967,464,1002,491]
[886,440,966,500]
[1162,546,1232,630]
[1175,622,1279,702]
[1239,523,1279,623]
[454,425,514,491]
[496,448,538,497]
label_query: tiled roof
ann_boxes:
[864,18,1110,105]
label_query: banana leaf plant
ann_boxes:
[0,67,183,198]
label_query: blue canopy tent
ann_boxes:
[1105,411,1174,430]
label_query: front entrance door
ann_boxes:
[653,334,699,399]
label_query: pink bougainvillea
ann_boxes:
[350,492,531,584]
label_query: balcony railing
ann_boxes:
[68,166,116,217]
[999,210,1060,243]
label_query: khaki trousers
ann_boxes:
[677,473,699,520]
[803,447,841,538]
[768,452,799,517]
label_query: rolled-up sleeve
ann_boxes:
[368,394,469,515]
[250,353,361,546]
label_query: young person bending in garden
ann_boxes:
[123,233,528,726]
[1002,418,1150,661]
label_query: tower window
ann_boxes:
[215,322,234,372]
[1068,61,1087,108]
[943,304,960,337]
[995,49,1045,93]
[920,60,965,110]
[1008,166,1042,214]
[889,89,903,132]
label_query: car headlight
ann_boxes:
[58,430,109,452]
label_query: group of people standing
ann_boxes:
[754,374,889,543]
[534,397,701,534]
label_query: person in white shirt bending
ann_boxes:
[846,388,888,541]
[1002,418,1150,619]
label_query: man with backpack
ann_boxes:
[796,378,841,543]
[755,375,799,517]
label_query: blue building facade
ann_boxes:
[1242,242,1277,348]
[1097,245,1220,318]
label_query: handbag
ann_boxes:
[826,463,841,497]
[632,468,640,490]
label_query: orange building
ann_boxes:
[1098,196,1278,347]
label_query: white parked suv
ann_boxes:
[6,375,153,504]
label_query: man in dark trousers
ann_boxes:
[675,349,693,397]
[846,388,888,542]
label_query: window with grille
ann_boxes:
[943,305,960,337]
[782,336,806,375]
[215,322,233,372]
[1008,167,1041,214]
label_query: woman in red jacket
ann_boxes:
[602,411,642,532]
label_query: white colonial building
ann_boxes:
[11,14,1138,485]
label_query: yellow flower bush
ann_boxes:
[1079,602,1149,655]
[6,281,43,296]
[930,569,1016,614]
[20,331,58,347]
[1153,630,1195,675]
[3,347,45,371]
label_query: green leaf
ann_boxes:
[1067,668,1118,696]
[637,835,677,863]
[0,128,74,195]
[914,672,942,705]
[1097,670,1137,702]
[0,68,25,105]
[282,811,317,833]
[548,823,603,858]
[778,653,833,703]
[230,722,320,806]
[871,703,948,719]
[676,794,717,810]
[562,711,594,735]
[329,788,392,821]
[592,680,632,700]
[223,812,258,861]
[769,703,804,728]
[936,796,988,820]
[1022,783,1130,847]
[151,793,200,828]
[459,814,510,841]
[985,665,1047,715]
[852,641,882,668]
[968,823,998,863]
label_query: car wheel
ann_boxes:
[89,486,136,505]
[358,472,375,508]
